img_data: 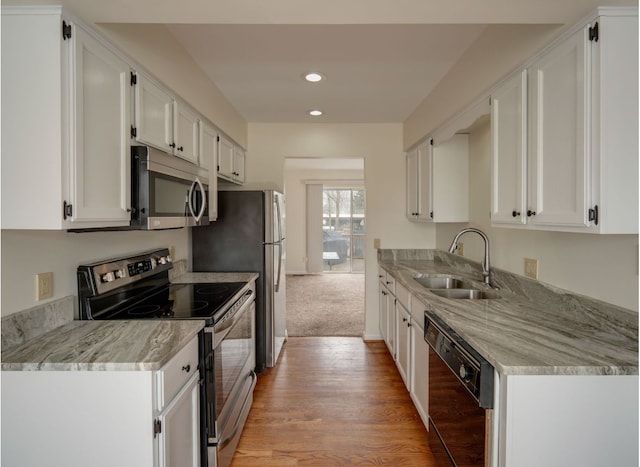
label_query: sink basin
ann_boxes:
[413,274,470,289]
[430,288,501,300]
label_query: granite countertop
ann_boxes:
[1,320,205,371]
[1,269,259,371]
[379,250,638,377]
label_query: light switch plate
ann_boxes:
[36,272,53,301]
[457,242,464,256]
[373,238,381,249]
[524,258,538,279]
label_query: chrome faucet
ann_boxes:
[448,228,493,288]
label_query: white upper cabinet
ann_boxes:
[407,135,469,223]
[133,74,200,164]
[233,146,246,184]
[406,148,420,219]
[71,24,132,225]
[200,121,219,221]
[491,70,527,225]
[133,73,174,154]
[1,8,132,229]
[173,101,200,165]
[528,26,590,229]
[217,133,245,184]
[491,9,638,233]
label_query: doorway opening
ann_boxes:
[283,157,365,337]
[322,188,365,273]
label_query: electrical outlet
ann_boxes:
[524,258,538,279]
[373,238,381,249]
[169,245,176,259]
[457,242,464,256]
[36,272,53,301]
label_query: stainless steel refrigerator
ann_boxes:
[191,190,286,373]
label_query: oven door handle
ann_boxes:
[217,371,257,450]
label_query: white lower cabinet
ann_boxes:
[498,374,638,467]
[380,274,430,432]
[395,302,411,387]
[157,372,200,467]
[1,336,200,467]
[410,320,429,428]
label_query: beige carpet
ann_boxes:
[286,274,365,337]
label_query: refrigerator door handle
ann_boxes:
[274,193,284,293]
[274,194,284,242]
[274,241,282,293]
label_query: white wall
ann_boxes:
[0,229,189,317]
[284,168,364,274]
[436,119,638,311]
[247,123,437,338]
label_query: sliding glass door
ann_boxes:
[322,188,365,273]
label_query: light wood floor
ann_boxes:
[231,337,440,466]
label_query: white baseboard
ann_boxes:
[362,332,383,341]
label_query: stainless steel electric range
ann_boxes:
[78,248,257,467]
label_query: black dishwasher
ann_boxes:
[424,310,494,467]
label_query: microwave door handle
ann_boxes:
[187,178,206,223]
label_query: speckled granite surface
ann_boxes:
[379,249,638,376]
[1,320,204,371]
[171,271,259,284]
[1,296,75,351]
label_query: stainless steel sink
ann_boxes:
[429,288,501,300]
[413,274,470,289]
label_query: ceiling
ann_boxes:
[7,0,632,123]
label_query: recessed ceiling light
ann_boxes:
[304,72,324,83]
[308,109,323,116]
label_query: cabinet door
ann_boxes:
[379,284,389,342]
[416,141,433,221]
[410,319,429,429]
[431,135,468,222]
[134,74,174,153]
[200,122,218,221]
[406,148,419,219]
[157,372,200,467]
[174,101,199,164]
[71,25,131,225]
[491,71,528,225]
[217,134,235,180]
[395,302,411,388]
[528,27,590,228]
[386,296,396,357]
[234,146,246,183]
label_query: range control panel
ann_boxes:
[78,249,173,295]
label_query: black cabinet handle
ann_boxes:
[527,210,536,217]
[182,364,191,373]
[178,146,184,152]
[169,142,176,149]
[512,210,521,217]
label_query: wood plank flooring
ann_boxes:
[231,337,440,466]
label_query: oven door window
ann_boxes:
[215,302,254,423]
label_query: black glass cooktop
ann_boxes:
[85,281,246,321]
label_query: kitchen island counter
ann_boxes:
[379,249,638,376]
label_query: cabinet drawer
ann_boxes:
[396,282,410,310]
[411,296,428,329]
[156,336,199,411]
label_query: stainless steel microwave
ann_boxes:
[131,146,209,230]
